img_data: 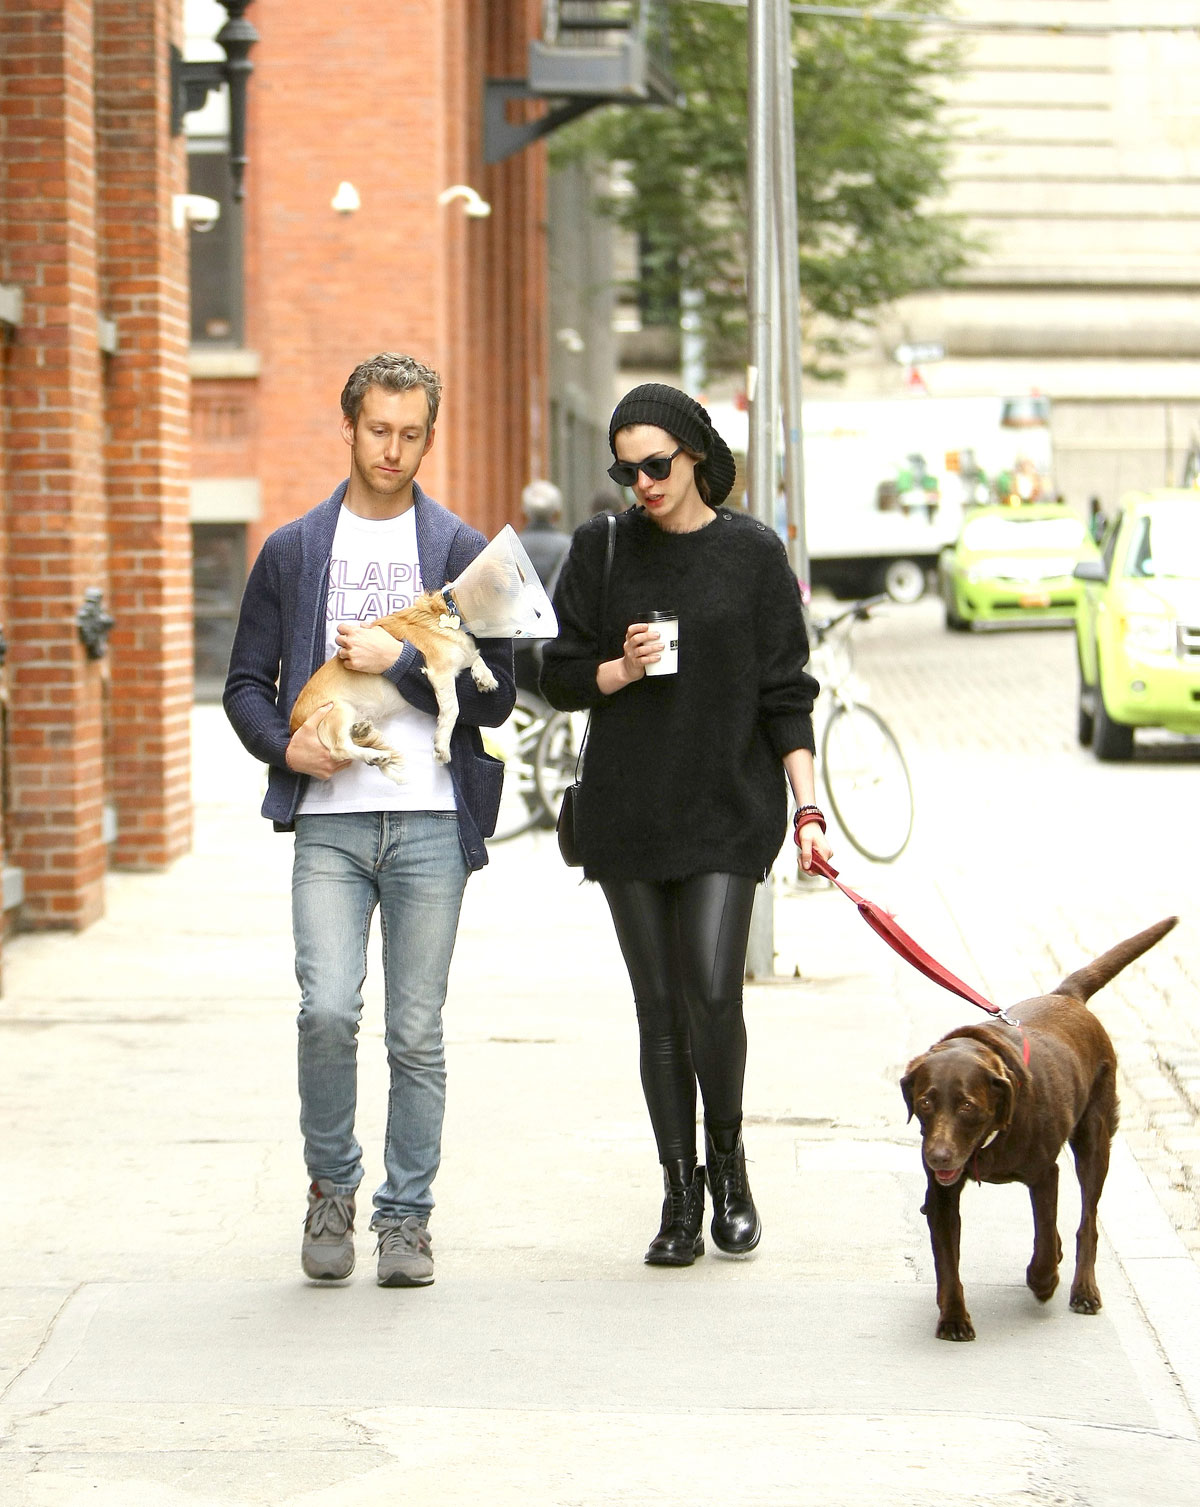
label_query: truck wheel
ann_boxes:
[1093,687,1134,761]
[881,558,926,604]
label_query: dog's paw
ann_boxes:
[379,759,407,785]
[935,1314,976,1342]
[472,664,499,692]
[351,719,373,742]
[1069,1287,1102,1315]
[433,744,452,765]
[1026,1265,1060,1304]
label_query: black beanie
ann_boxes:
[608,382,737,508]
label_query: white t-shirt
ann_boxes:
[296,506,456,815]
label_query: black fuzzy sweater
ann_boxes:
[540,506,818,882]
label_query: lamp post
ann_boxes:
[170,1,259,201]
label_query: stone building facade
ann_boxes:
[851,0,1200,509]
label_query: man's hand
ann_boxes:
[335,622,404,674]
[286,703,350,780]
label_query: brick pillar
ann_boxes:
[1,1,109,930]
[96,0,193,868]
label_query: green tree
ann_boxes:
[554,0,971,374]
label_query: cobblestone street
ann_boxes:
[841,593,1200,1258]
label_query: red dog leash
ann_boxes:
[803,849,1025,1036]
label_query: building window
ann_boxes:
[188,142,244,345]
[192,522,246,700]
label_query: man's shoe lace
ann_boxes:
[306,1189,354,1237]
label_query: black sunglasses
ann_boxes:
[607,446,683,488]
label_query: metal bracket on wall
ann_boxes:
[76,590,115,661]
[484,79,600,165]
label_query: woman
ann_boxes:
[540,383,833,1267]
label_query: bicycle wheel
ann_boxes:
[482,693,552,841]
[533,709,584,825]
[820,702,914,863]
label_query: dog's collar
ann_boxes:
[441,587,460,619]
[971,1128,1003,1183]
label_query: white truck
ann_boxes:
[707,393,1055,602]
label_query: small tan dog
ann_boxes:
[289,590,497,780]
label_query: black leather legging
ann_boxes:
[600,872,759,1163]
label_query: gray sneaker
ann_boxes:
[302,1180,356,1280]
[375,1216,434,1287]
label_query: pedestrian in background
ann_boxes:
[517,478,571,592]
[514,479,571,698]
[224,352,515,1288]
[540,383,832,1268]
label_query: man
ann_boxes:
[224,353,515,1287]
[516,478,570,592]
[514,479,570,698]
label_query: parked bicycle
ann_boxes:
[482,689,559,841]
[809,594,914,863]
[533,706,586,826]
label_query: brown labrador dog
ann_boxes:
[901,916,1177,1341]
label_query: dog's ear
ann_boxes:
[989,1069,1016,1133]
[900,1062,921,1122]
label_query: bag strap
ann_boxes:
[598,509,616,639]
[573,512,617,780]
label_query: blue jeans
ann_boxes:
[292,812,469,1226]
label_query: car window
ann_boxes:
[1125,511,1200,580]
[960,515,1086,552]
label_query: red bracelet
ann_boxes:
[794,808,827,839]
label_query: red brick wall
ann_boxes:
[221,0,548,561]
[1,0,109,929]
[191,377,258,479]
[96,0,193,869]
[0,0,190,948]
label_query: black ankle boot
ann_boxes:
[644,1159,706,1266]
[704,1124,762,1254]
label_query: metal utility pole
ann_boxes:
[745,0,812,980]
[746,0,777,531]
[772,0,809,587]
[745,0,779,976]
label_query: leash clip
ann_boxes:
[996,1006,1021,1028]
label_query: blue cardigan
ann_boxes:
[223,480,516,870]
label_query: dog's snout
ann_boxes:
[923,1136,960,1172]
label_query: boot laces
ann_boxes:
[712,1147,747,1195]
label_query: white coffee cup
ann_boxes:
[644,611,679,676]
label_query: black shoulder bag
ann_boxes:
[556,512,616,868]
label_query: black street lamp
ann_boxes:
[170,1,259,201]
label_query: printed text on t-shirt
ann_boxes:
[325,558,421,621]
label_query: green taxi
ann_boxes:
[938,502,1096,631]
[1074,490,1200,760]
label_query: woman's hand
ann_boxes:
[621,622,662,679]
[596,623,662,694]
[795,817,833,874]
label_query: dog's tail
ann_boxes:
[1055,917,1178,1004]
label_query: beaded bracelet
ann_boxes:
[793,805,827,837]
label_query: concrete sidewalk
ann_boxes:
[2,707,1199,1505]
